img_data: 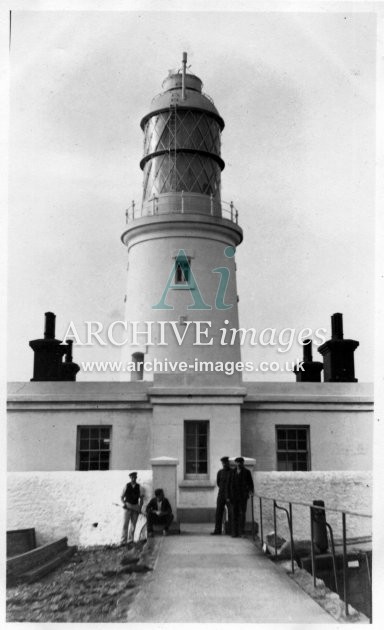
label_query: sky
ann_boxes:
[7,5,377,382]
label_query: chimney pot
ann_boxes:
[44,312,56,340]
[331,313,344,340]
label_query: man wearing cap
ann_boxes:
[211,456,232,535]
[120,472,144,546]
[229,457,254,538]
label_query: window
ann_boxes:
[175,256,191,285]
[131,352,144,381]
[184,421,209,478]
[77,426,111,470]
[276,426,310,471]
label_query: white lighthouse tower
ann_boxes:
[121,54,243,384]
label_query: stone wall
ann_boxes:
[7,471,153,548]
[253,471,372,542]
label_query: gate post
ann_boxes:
[150,456,179,522]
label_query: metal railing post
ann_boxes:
[259,497,263,545]
[125,208,129,224]
[230,201,234,222]
[325,522,339,595]
[210,193,214,215]
[310,506,316,587]
[289,502,294,574]
[235,210,238,224]
[273,500,278,559]
[132,200,135,219]
[181,190,184,214]
[342,512,349,617]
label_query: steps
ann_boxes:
[7,537,77,586]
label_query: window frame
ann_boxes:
[275,425,311,472]
[184,420,209,480]
[174,256,191,286]
[76,425,112,471]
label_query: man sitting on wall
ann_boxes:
[146,488,174,537]
[121,471,144,546]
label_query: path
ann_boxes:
[128,524,336,623]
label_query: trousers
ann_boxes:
[213,494,230,533]
[120,508,139,543]
[147,512,173,532]
[231,497,248,536]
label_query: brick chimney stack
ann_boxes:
[29,312,80,381]
[294,339,323,382]
[318,313,359,382]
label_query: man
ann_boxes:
[229,457,254,538]
[120,471,144,545]
[146,488,173,537]
[211,456,232,535]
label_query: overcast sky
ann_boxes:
[8,7,376,381]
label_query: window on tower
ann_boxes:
[175,256,191,285]
[131,352,144,381]
[184,420,209,479]
[276,426,310,471]
[76,426,111,471]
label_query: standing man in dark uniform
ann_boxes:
[120,471,144,545]
[211,456,232,535]
[229,457,254,538]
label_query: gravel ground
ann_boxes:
[6,539,159,623]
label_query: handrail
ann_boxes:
[256,494,372,519]
[124,195,240,226]
[255,493,372,619]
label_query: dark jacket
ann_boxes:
[229,467,254,502]
[146,497,173,516]
[216,467,232,500]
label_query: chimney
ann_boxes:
[29,313,80,381]
[44,312,56,340]
[318,313,359,382]
[60,339,80,381]
[331,313,344,340]
[294,339,323,382]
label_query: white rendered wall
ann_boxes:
[7,409,152,472]
[253,471,372,541]
[7,471,153,547]
[122,219,242,382]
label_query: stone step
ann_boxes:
[7,537,69,578]
[20,546,77,583]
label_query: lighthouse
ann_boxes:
[121,53,243,383]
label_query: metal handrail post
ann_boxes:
[251,495,255,541]
[289,502,295,574]
[181,190,184,213]
[310,506,316,587]
[275,502,295,574]
[235,210,238,224]
[342,512,349,616]
[259,497,263,545]
[325,522,339,595]
[230,201,234,222]
[273,500,278,559]
[210,193,214,215]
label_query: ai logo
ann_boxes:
[152,247,236,311]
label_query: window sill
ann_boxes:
[179,480,216,489]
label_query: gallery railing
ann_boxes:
[124,193,239,225]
